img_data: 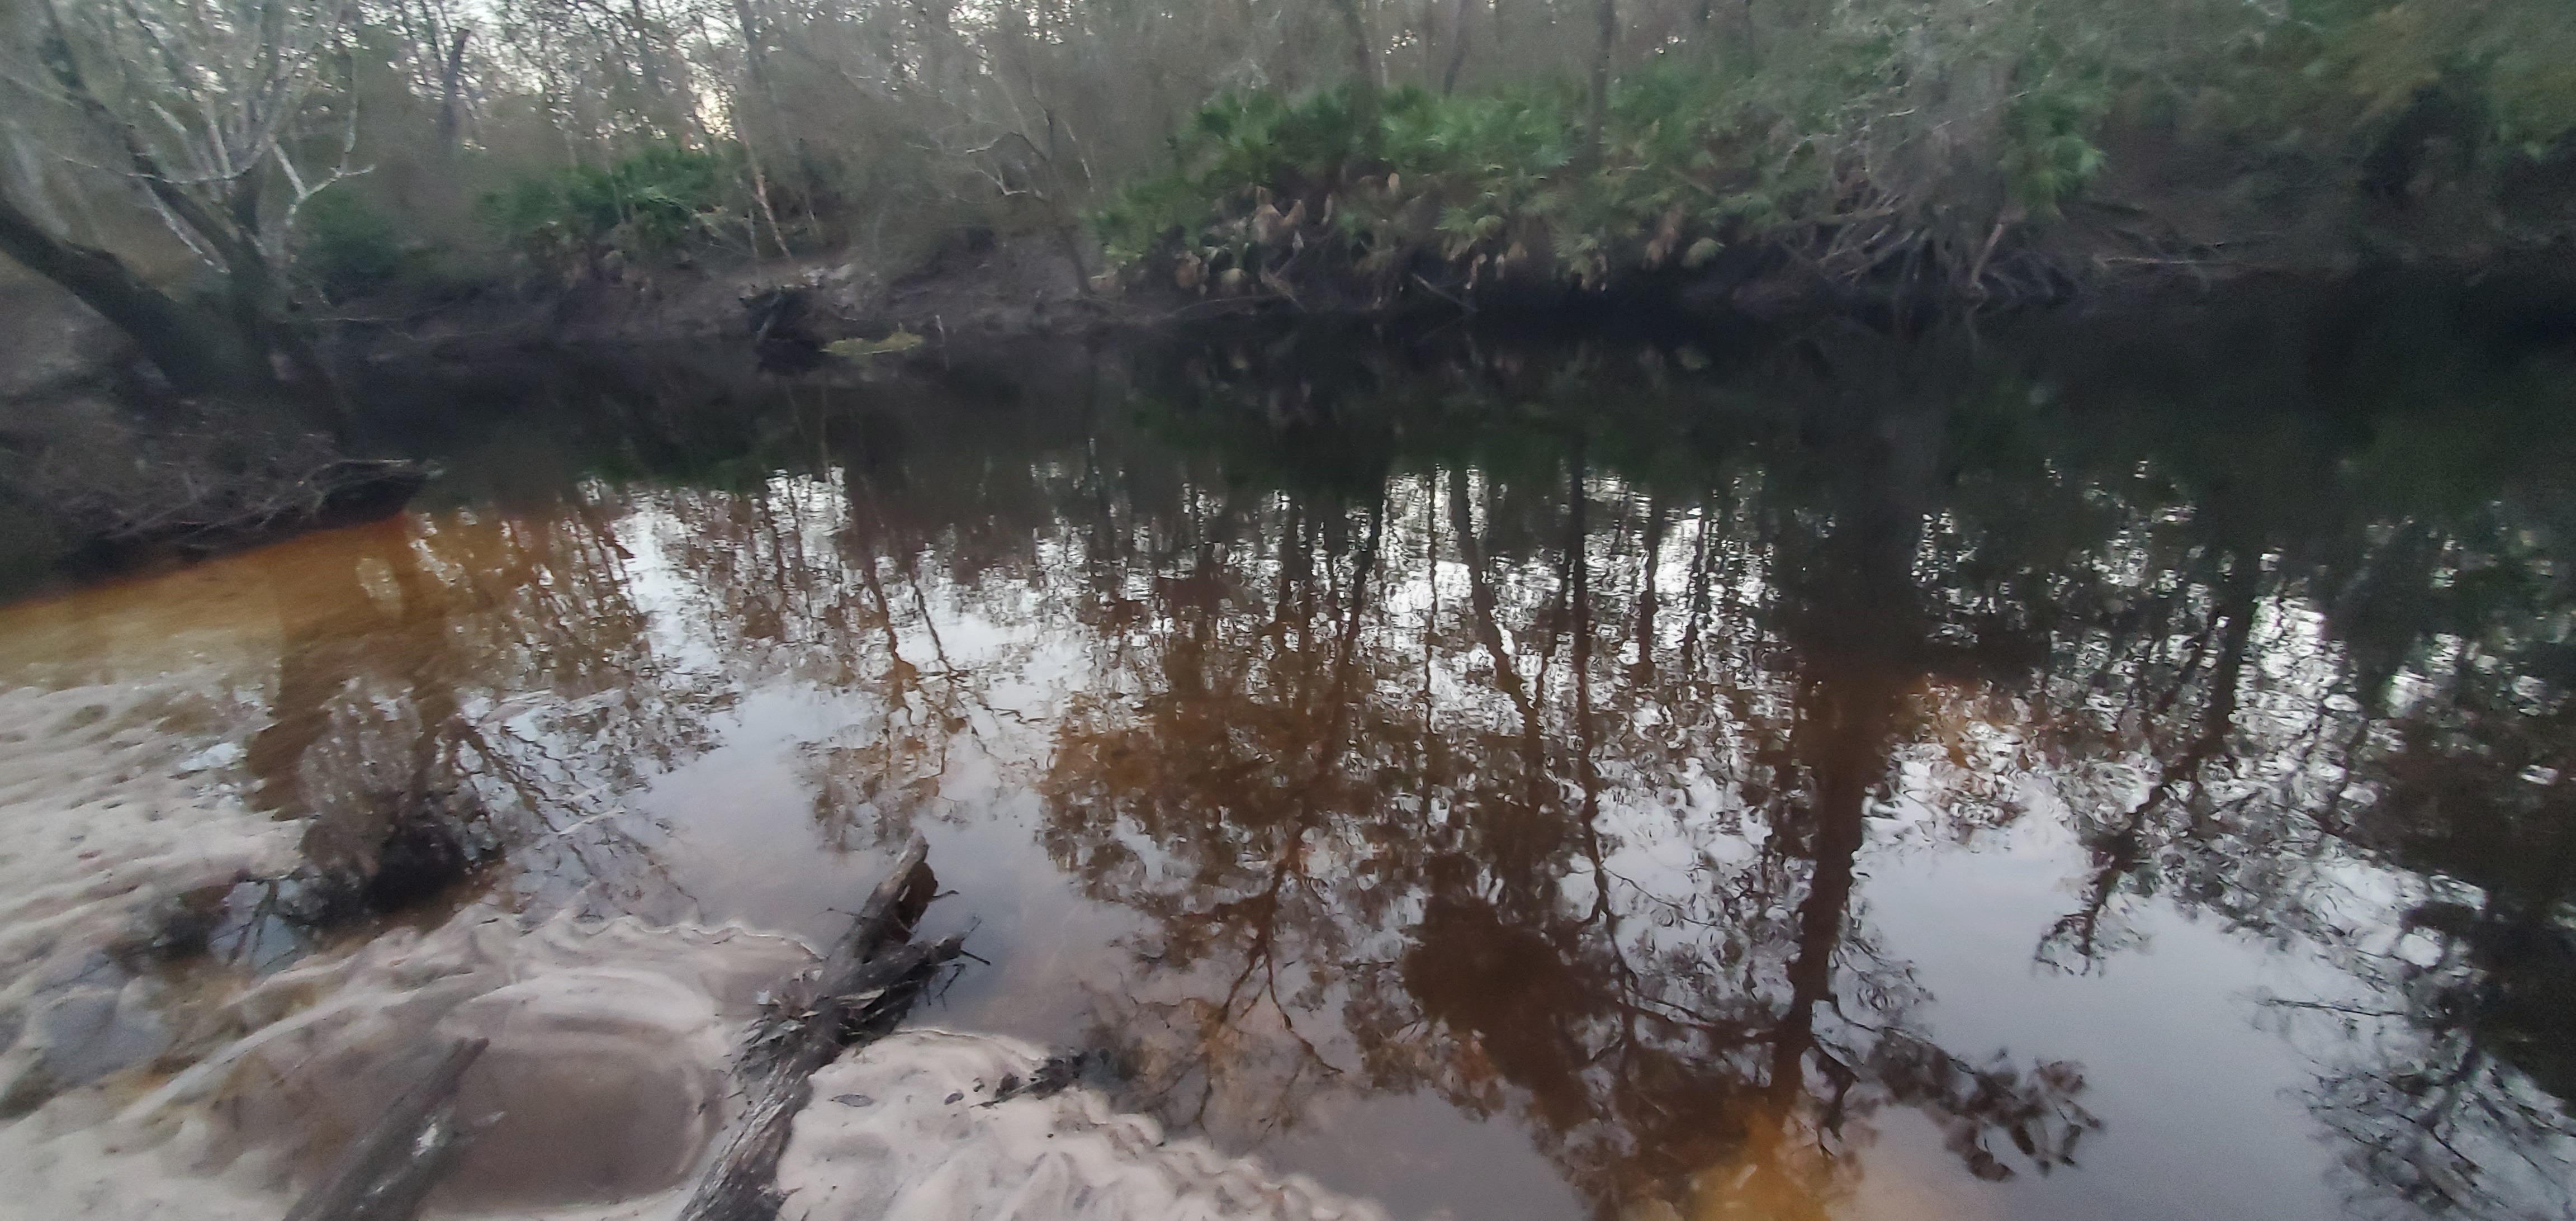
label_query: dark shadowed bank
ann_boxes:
[5,229,2576,594]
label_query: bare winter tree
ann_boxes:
[0,0,361,406]
[1585,0,1616,164]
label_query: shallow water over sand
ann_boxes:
[3,304,2573,1220]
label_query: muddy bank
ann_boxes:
[0,390,427,595]
[334,226,1120,366]
[0,283,429,594]
[329,211,2576,382]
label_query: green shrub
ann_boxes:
[2319,0,2576,157]
[1095,0,2576,294]
[297,189,405,292]
[478,144,747,268]
[1092,64,1828,285]
[2002,69,2111,218]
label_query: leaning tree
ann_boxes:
[0,0,361,408]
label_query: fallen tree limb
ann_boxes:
[679,834,965,1221]
[283,1036,489,1221]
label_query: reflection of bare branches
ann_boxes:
[2038,558,2259,972]
[2275,898,2576,1221]
[1969,459,2576,1216]
[1031,442,2102,1217]
[238,499,734,924]
[211,337,2576,1221]
[1870,1037,2099,1182]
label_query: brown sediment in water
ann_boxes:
[1,314,2574,1219]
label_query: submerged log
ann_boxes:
[283,1037,489,1221]
[679,834,965,1221]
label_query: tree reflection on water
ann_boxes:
[210,305,2576,1219]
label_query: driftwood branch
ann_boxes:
[278,838,958,1221]
[283,1037,489,1221]
[679,834,964,1221]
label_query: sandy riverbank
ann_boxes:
[0,677,1393,1220]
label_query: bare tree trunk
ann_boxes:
[26,0,326,403]
[1441,0,1472,94]
[726,0,796,254]
[730,0,774,107]
[0,191,270,395]
[627,0,675,135]
[630,0,664,97]
[1584,0,1616,167]
[1326,0,1379,110]
[914,0,963,98]
[435,29,471,155]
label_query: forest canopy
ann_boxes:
[2,0,2575,376]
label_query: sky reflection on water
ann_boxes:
[4,303,2573,1220]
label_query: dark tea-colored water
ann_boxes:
[5,292,2572,1220]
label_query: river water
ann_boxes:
[1,292,2572,1220]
